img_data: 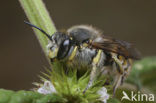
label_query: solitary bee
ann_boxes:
[25,21,141,95]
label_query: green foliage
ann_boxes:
[39,61,109,103]
[107,98,120,103]
[0,61,112,103]
[126,57,156,94]
[0,89,65,103]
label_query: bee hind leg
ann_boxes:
[113,74,122,97]
[111,53,125,96]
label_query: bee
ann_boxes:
[25,21,141,95]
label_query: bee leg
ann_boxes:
[83,50,102,93]
[83,65,97,93]
[111,53,124,96]
[113,74,122,97]
[120,75,124,85]
[120,72,127,86]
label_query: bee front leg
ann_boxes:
[83,50,102,93]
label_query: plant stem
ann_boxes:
[19,0,56,60]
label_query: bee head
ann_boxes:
[49,32,73,60]
[24,21,73,61]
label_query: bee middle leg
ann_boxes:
[83,65,97,93]
[83,50,102,93]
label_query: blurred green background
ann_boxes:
[0,0,156,92]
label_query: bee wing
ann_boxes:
[91,36,141,59]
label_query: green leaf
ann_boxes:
[126,57,156,93]
[0,89,65,103]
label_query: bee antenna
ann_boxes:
[24,21,52,41]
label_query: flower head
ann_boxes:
[37,81,56,95]
[97,87,109,103]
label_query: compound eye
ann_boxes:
[57,39,71,60]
